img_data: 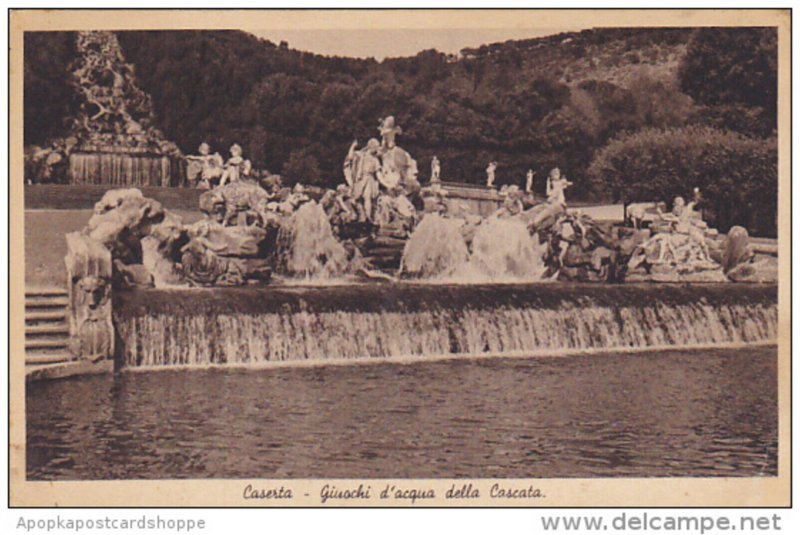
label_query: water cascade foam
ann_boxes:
[274,201,349,279]
[400,214,470,278]
[461,216,546,281]
[401,214,547,282]
[113,283,777,368]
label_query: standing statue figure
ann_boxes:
[186,142,224,189]
[350,138,383,222]
[525,169,535,194]
[220,143,252,186]
[430,156,441,184]
[342,116,420,224]
[378,116,402,149]
[546,167,572,207]
[486,161,497,188]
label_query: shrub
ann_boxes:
[587,126,777,237]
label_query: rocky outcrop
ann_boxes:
[25,31,182,185]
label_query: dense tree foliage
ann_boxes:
[23,32,79,146]
[24,27,778,234]
[587,126,777,237]
[679,27,777,136]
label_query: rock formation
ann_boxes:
[26,31,182,185]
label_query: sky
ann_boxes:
[249,28,580,60]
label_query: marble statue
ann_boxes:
[378,116,402,149]
[349,138,383,222]
[323,184,360,234]
[494,185,525,218]
[341,117,420,228]
[625,191,727,282]
[486,162,497,188]
[375,187,416,232]
[220,143,252,186]
[546,167,572,207]
[186,142,224,189]
[65,233,114,360]
[430,156,441,183]
[525,169,535,194]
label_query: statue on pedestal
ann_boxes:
[525,169,535,194]
[486,162,497,188]
[430,156,441,184]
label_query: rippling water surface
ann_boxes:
[26,346,777,480]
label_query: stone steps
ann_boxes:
[25,288,72,367]
[26,338,70,351]
[360,224,408,270]
[25,323,70,337]
[25,310,68,325]
[25,296,69,309]
[26,353,74,365]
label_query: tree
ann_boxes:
[23,32,78,146]
[678,27,777,134]
[282,148,325,186]
[587,126,777,237]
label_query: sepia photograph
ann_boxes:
[7,8,790,507]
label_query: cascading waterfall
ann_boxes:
[114,284,778,368]
[69,153,175,187]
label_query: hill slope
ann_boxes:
[25,27,775,205]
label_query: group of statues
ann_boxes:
[305,116,423,247]
[624,189,727,281]
[484,162,574,202]
[61,103,773,288]
[341,116,420,222]
[186,142,253,189]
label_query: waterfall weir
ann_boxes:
[113,283,777,369]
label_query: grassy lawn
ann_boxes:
[25,209,201,288]
[25,185,203,211]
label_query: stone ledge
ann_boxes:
[26,358,114,382]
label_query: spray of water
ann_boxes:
[400,214,547,282]
[400,214,470,278]
[458,216,547,282]
[274,201,350,279]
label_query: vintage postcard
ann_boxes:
[8,8,791,507]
